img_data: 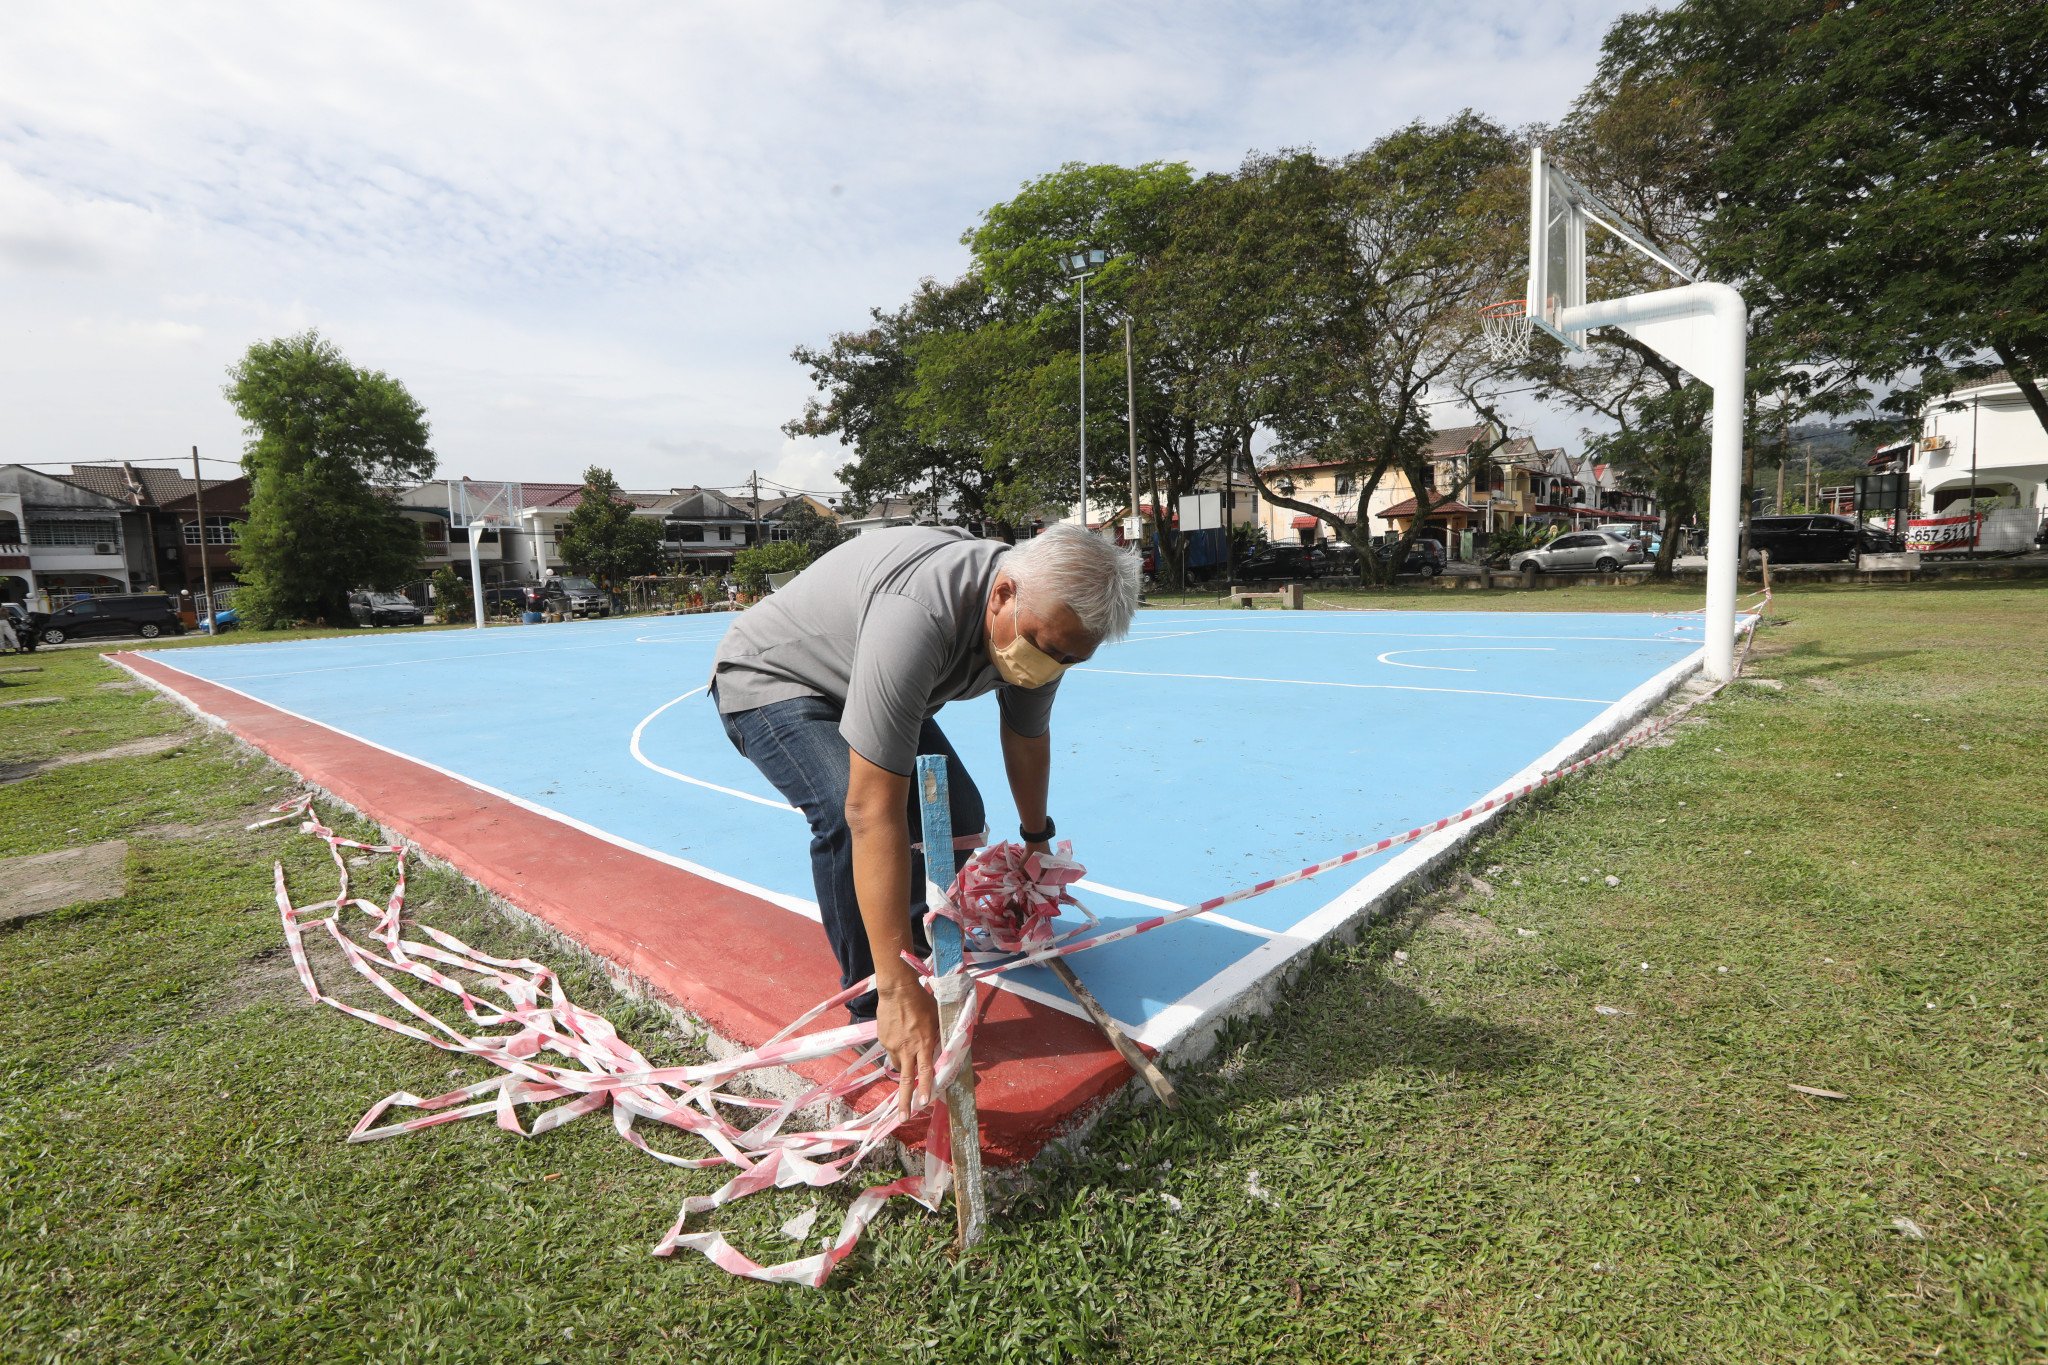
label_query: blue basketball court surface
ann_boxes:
[138,606,1709,1055]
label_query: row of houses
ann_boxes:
[0,463,886,608]
[0,463,248,609]
[1245,424,1660,557]
[386,480,854,592]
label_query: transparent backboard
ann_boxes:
[448,479,523,529]
[1529,148,1589,350]
[1528,147,1700,355]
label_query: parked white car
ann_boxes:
[1510,531,1644,575]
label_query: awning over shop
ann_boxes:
[1290,515,1320,529]
[1377,496,1479,520]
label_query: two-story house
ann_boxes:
[0,465,143,606]
[1903,370,2047,551]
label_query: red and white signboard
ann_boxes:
[1906,515,1978,554]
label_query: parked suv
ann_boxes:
[1372,538,1448,578]
[36,593,186,645]
[1746,514,1903,565]
[1235,544,1321,582]
[1509,531,1643,575]
[541,575,611,618]
[349,590,425,627]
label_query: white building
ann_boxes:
[1908,370,2047,524]
[0,465,144,607]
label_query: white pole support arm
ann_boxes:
[1560,282,1749,682]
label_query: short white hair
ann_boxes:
[1004,523,1141,642]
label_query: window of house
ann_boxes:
[0,514,18,541]
[181,517,242,545]
[768,524,795,542]
[717,525,733,542]
[28,517,120,546]
[1335,473,1355,495]
[668,523,704,543]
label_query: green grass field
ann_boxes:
[2,583,2044,1362]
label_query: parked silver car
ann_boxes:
[1510,530,1644,575]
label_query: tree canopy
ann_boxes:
[224,330,435,627]
[1601,0,2048,434]
[558,466,664,587]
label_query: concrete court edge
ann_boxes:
[108,623,1710,1170]
[108,648,1127,1168]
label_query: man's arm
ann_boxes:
[845,749,940,1115]
[999,721,1052,855]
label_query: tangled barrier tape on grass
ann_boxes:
[261,596,1764,1285]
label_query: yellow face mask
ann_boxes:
[988,604,1071,689]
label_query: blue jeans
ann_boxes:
[716,689,986,1021]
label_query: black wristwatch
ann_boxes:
[1020,817,1056,844]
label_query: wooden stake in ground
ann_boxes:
[1046,958,1179,1111]
[915,755,987,1248]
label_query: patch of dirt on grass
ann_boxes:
[1423,909,1504,944]
[203,944,312,1018]
[0,841,128,925]
[0,732,194,785]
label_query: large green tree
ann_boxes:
[1601,0,2048,434]
[1203,120,1522,582]
[558,466,663,588]
[790,162,1198,539]
[224,330,435,628]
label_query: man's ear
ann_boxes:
[990,575,1017,611]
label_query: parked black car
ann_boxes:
[483,583,544,616]
[1310,542,1361,576]
[3,601,45,651]
[1372,538,1447,578]
[36,594,185,645]
[541,575,612,618]
[1235,544,1322,582]
[349,590,425,627]
[1747,514,1903,565]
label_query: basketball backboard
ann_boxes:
[1528,148,1698,353]
[449,479,523,529]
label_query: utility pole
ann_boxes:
[191,446,216,631]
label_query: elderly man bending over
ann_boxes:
[710,523,1140,1110]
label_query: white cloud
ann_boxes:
[0,0,1636,486]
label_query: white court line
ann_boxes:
[1176,626,1701,645]
[125,653,825,923]
[1127,638,1714,1051]
[194,626,732,684]
[627,692,1267,948]
[629,687,796,811]
[1074,665,1617,706]
[1376,645,1556,674]
[1112,629,1227,645]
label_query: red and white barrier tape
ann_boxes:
[261,605,1765,1285]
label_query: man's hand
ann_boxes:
[876,974,941,1115]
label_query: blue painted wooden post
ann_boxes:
[916,754,986,1246]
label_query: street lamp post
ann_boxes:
[1062,248,1109,530]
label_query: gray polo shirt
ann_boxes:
[710,527,1060,775]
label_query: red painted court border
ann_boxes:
[114,649,1132,1167]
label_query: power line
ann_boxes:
[9,456,243,468]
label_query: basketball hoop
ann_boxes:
[1479,298,1534,363]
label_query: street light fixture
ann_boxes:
[1061,247,1111,530]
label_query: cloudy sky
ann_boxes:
[1,1,1636,497]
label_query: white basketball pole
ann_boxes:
[1561,282,1748,681]
[467,521,488,630]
